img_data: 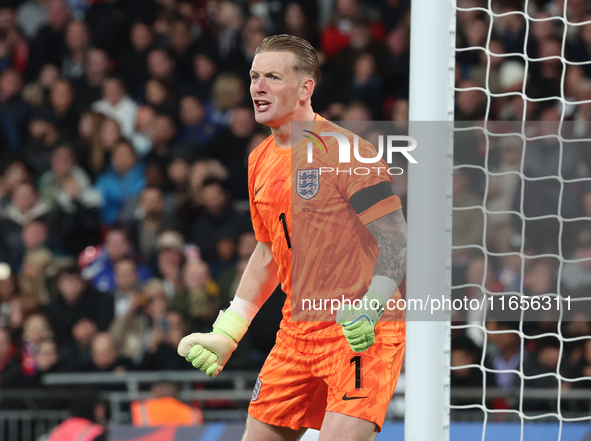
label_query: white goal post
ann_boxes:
[406,1,456,441]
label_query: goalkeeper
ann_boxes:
[178,34,406,441]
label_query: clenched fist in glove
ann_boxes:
[177,310,249,377]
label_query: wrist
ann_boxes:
[367,276,398,305]
[212,310,249,343]
[227,296,260,322]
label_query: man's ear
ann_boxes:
[300,77,315,101]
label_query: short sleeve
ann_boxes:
[248,153,271,243]
[336,138,402,225]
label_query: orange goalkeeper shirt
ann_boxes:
[248,115,405,352]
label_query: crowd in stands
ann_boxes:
[0,0,411,394]
[450,0,591,414]
[0,0,591,420]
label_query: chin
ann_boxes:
[255,112,275,126]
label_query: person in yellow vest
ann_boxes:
[48,391,106,441]
[131,381,203,427]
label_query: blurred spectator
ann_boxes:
[485,137,522,253]
[0,327,21,388]
[209,236,237,280]
[144,79,175,115]
[62,20,90,80]
[26,0,71,81]
[112,259,143,318]
[87,116,120,177]
[125,188,179,263]
[45,265,114,346]
[210,1,243,69]
[83,226,150,293]
[513,108,587,254]
[528,38,562,99]
[183,50,218,102]
[177,95,214,150]
[139,310,192,370]
[131,381,203,427]
[111,278,169,365]
[208,106,255,167]
[21,63,60,110]
[342,51,384,119]
[130,104,155,156]
[190,177,246,262]
[24,338,63,386]
[38,144,92,206]
[82,331,132,373]
[18,247,53,309]
[0,265,24,330]
[154,230,185,299]
[167,157,190,197]
[320,0,385,58]
[92,76,138,138]
[455,79,486,120]
[168,19,197,83]
[11,219,51,272]
[72,48,110,112]
[171,259,219,331]
[94,140,146,225]
[16,0,49,40]
[146,47,181,92]
[19,313,54,381]
[486,320,522,391]
[47,78,78,139]
[217,231,256,309]
[566,16,591,78]
[54,173,102,256]
[118,22,153,93]
[0,68,30,150]
[84,0,130,58]
[22,110,61,175]
[278,2,319,49]
[469,39,505,96]
[563,339,591,390]
[522,336,562,412]
[450,336,483,396]
[561,228,591,297]
[47,390,106,441]
[0,182,53,268]
[143,113,179,172]
[206,72,245,132]
[60,317,97,371]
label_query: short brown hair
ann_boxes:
[255,34,319,82]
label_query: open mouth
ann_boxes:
[255,100,271,111]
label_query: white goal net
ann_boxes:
[450,0,591,439]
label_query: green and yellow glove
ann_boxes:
[336,291,385,353]
[177,310,249,377]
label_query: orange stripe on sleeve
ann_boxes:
[359,195,402,225]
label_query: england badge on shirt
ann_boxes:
[296,169,319,200]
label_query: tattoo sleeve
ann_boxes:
[365,210,407,288]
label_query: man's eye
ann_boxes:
[251,75,258,81]
[271,76,279,80]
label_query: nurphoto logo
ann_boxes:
[305,131,418,175]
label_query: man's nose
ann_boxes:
[254,77,267,93]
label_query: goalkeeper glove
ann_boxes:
[336,291,385,353]
[177,310,249,377]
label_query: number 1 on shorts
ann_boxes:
[351,355,362,390]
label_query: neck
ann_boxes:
[271,106,316,149]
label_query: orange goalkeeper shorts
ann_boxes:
[248,324,405,432]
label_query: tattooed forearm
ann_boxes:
[365,210,407,288]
